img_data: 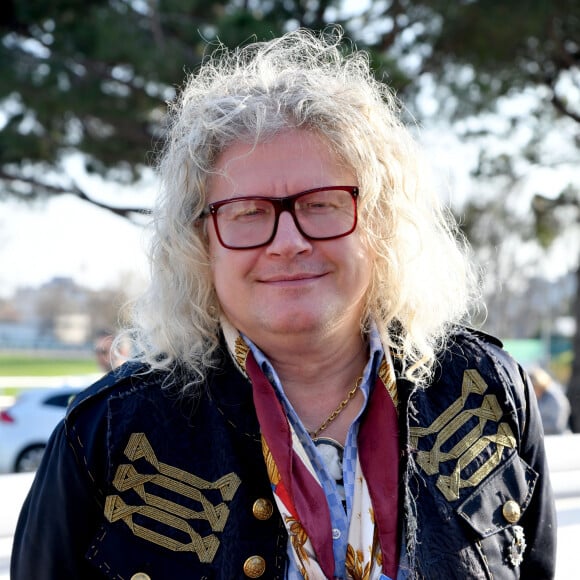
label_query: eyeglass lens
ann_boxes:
[213,187,357,249]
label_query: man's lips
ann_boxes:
[258,272,326,283]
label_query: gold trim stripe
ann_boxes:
[410,369,487,441]
[261,436,281,486]
[113,464,231,532]
[378,358,398,408]
[234,336,250,370]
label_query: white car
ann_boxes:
[0,386,85,473]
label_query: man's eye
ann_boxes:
[229,205,269,219]
[301,200,338,211]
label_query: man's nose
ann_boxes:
[266,211,312,255]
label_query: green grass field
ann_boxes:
[0,354,99,376]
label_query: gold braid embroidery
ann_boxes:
[104,433,241,563]
[234,335,250,370]
[378,358,398,408]
[409,369,516,501]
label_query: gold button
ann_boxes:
[502,500,522,524]
[243,555,266,578]
[131,574,151,580]
[252,498,274,520]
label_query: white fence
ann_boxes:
[545,433,580,499]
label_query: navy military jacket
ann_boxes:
[11,328,556,579]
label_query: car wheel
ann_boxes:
[15,444,46,472]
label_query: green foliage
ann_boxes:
[532,185,580,248]
[428,0,579,108]
[1,0,387,213]
[1,0,240,205]
[551,349,573,385]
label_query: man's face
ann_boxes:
[206,129,373,350]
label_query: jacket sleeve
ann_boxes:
[11,420,105,580]
[510,362,557,579]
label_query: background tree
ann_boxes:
[419,0,580,427]
[2,0,578,421]
[0,0,371,220]
[4,1,574,217]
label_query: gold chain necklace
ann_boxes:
[309,376,363,439]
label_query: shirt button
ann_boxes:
[252,498,274,520]
[243,555,266,578]
[502,500,522,524]
[131,574,151,580]
[332,528,341,539]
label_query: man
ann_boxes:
[529,366,571,435]
[94,329,128,372]
[12,29,555,579]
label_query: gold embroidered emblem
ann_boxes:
[104,433,241,562]
[409,369,516,501]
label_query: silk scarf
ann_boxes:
[232,334,400,580]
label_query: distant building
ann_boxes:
[0,277,92,350]
[54,313,91,345]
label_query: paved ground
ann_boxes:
[1,451,579,579]
[0,473,33,580]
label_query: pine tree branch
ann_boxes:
[0,170,150,221]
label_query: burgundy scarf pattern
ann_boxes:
[236,337,400,579]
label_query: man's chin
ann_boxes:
[260,313,336,340]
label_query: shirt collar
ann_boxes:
[239,321,386,409]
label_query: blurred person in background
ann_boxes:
[93,329,129,373]
[529,366,571,435]
[12,28,556,580]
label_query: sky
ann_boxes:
[0,195,151,298]
[0,154,155,299]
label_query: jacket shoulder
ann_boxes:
[64,361,178,434]
[464,326,503,348]
[62,362,187,488]
[437,326,528,402]
[67,362,148,414]
[450,325,504,349]
[445,325,521,370]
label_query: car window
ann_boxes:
[43,393,77,408]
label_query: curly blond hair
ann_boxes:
[128,27,477,387]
